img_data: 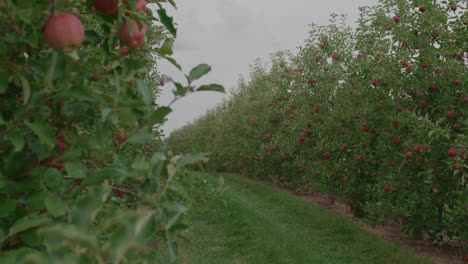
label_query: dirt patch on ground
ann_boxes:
[251,177,465,264]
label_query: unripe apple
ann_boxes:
[118,20,147,50]
[93,0,118,14]
[44,13,84,53]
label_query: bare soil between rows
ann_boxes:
[248,176,465,264]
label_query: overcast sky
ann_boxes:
[156,0,378,135]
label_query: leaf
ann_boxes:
[136,80,153,106]
[164,56,181,70]
[19,75,30,104]
[83,168,119,186]
[151,152,166,164]
[157,38,174,56]
[188,64,211,82]
[45,195,67,217]
[64,162,87,179]
[8,216,49,237]
[149,107,172,125]
[128,126,153,144]
[0,199,17,218]
[176,153,209,167]
[27,121,55,148]
[196,84,225,93]
[5,132,25,152]
[0,70,7,93]
[131,157,150,170]
[157,8,177,36]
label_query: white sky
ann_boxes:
[156,0,378,135]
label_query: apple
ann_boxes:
[393,16,401,23]
[371,80,378,86]
[93,0,118,14]
[124,0,147,13]
[451,5,457,12]
[419,7,426,13]
[55,137,67,154]
[448,149,457,157]
[447,110,457,118]
[120,48,130,56]
[116,132,127,142]
[396,106,403,112]
[339,145,345,152]
[44,13,84,53]
[406,151,413,157]
[453,80,461,86]
[118,20,147,50]
[421,62,428,69]
[144,145,150,150]
[160,81,165,86]
[394,137,401,145]
[383,185,391,192]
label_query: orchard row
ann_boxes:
[169,0,467,248]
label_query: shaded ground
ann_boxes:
[179,173,434,264]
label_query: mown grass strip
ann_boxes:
[179,173,432,264]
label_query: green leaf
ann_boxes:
[196,84,225,93]
[136,80,153,106]
[157,38,174,56]
[149,107,172,125]
[27,121,55,148]
[188,64,211,82]
[19,75,30,104]
[157,8,177,36]
[5,132,25,152]
[164,56,181,70]
[0,199,17,218]
[83,168,119,186]
[45,195,67,217]
[64,162,87,179]
[0,70,7,93]
[176,153,209,167]
[127,126,154,144]
[8,216,49,237]
[131,157,150,170]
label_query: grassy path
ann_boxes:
[179,173,432,264]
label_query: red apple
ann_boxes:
[93,0,118,14]
[383,185,391,192]
[421,62,428,69]
[447,110,457,118]
[448,149,457,157]
[116,132,127,142]
[44,13,84,53]
[118,20,147,50]
[419,7,426,13]
[451,5,457,11]
[406,151,413,157]
[120,48,130,56]
[124,0,147,13]
[371,80,378,86]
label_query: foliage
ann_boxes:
[169,0,467,251]
[0,0,224,263]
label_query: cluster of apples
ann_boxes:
[44,0,148,54]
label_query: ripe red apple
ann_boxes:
[93,0,118,14]
[429,84,438,92]
[448,149,457,157]
[385,24,392,30]
[144,145,150,150]
[323,152,332,159]
[309,78,318,83]
[453,80,461,86]
[160,81,165,86]
[124,0,147,13]
[371,80,378,86]
[383,185,391,192]
[339,145,345,152]
[401,61,408,67]
[44,13,84,53]
[55,137,67,154]
[451,5,457,11]
[406,67,413,73]
[406,151,413,157]
[116,132,127,142]
[394,137,401,145]
[396,106,403,112]
[419,7,426,13]
[118,20,147,50]
[120,48,130,56]
[421,62,428,69]
[447,110,457,118]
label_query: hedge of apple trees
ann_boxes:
[0,0,224,263]
[169,0,467,249]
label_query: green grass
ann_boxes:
[179,173,432,264]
